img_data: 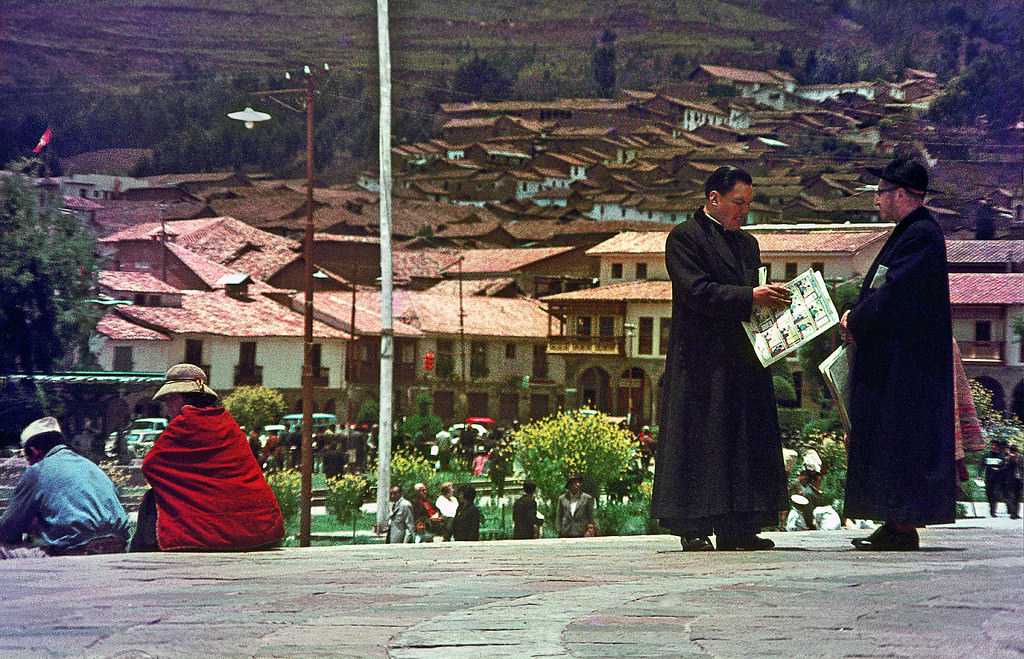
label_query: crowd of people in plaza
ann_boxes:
[4,155,1023,560]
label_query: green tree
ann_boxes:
[1,162,98,376]
[928,52,1024,127]
[452,55,511,102]
[222,385,287,433]
[511,409,636,506]
[357,399,379,427]
[399,393,444,440]
[592,28,617,97]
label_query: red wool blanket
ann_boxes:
[142,406,284,550]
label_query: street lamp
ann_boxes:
[623,321,637,427]
[226,106,271,130]
[230,62,329,548]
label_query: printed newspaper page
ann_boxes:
[742,268,839,367]
[819,344,854,434]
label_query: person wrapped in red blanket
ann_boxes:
[131,364,284,551]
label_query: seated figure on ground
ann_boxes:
[130,364,284,551]
[452,485,482,541]
[1,417,129,558]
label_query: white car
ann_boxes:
[447,423,491,438]
[128,417,168,433]
[126,429,163,458]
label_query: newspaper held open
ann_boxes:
[742,268,840,367]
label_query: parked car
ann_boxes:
[127,429,163,458]
[129,417,168,434]
[105,418,167,458]
[279,413,338,433]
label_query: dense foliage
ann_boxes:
[222,385,287,434]
[388,448,435,494]
[266,469,302,525]
[2,1,1018,177]
[326,473,370,538]
[0,163,98,376]
[510,409,636,505]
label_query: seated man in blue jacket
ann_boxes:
[1,417,129,558]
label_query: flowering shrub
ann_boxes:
[389,448,434,494]
[265,469,301,524]
[222,385,286,433]
[510,409,636,505]
[326,474,370,537]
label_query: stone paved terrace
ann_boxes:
[1,516,1021,658]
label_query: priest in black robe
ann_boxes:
[651,166,791,551]
[841,157,956,551]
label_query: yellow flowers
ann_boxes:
[326,474,369,529]
[511,409,637,504]
[266,469,302,522]
[389,449,433,492]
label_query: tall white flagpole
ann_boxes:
[375,0,394,534]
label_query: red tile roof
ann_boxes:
[946,240,1024,264]
[948,273,1024,305]
[541,280,672,303]
[62,196,105,210]
[587,232,668,255]
[586,227,894,256]
[98,271,181,294]
[752,228,892,254]
[165,243,240,289]
[425,278,520,297]
[92,199,211,237]
[358,291,552,338]
[115,290,347,339]
[391,249,462,281]
[95,312,170,341]
[698,64,783,85]
[311,291,422,337]
[102,217,300,284]
[455,247,576,274]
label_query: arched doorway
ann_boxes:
[616,367,646,426]
[579,366,611,413]
[974,376,1005,411]
[1012,380,1024,422]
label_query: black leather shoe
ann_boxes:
[716,534,775,551]
[680,535,714,551]
[851,524,919,551]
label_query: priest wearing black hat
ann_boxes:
[839,156,956,550]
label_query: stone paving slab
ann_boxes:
[1,517,1021,657]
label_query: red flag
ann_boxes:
[32,127,52,153]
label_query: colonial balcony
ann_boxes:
[312,366,329,388]
[546,334,623,355]
[234,364,263,386]
[958,340,1004,362]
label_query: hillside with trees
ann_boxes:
[1,0,1019,177]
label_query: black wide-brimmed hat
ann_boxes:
[866,157,940,195]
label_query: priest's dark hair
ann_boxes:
[704,165,752,199]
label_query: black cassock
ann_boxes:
[651,210,786,537]
[845,207,956,525]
